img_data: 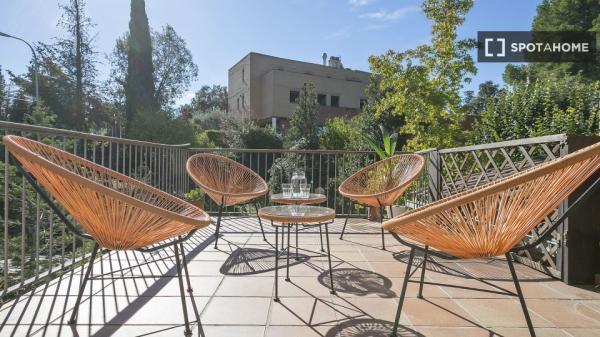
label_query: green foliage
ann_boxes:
[368,0,476,151]
[152,25,198,109]
[185,85,228,113]
[183,188,205,201]
[194,131,216,148]
[128,111,195,144]
[125,0,158,134]
[473,75,600,142]
[286,82,319,149]
[189,110,229,132]
[238,123,282,149]
[319,117,356,150]
[25,100,56,127]
[528,0,600,81]
[362,125,399,160]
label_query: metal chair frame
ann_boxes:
[12,155,205,337]
[388,173,600,337]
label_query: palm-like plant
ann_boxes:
[362,125,399,160]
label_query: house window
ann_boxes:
[237,97,240,109]
[317,94,327,106]
[289,90,299,103]
[241,94,245,107]
[360,98,367,109]
[331,95,340,107]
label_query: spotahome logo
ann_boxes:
[477,31,596,63]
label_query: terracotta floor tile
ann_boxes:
[453,298,553,328]
[268,297,338,326]
[201,297,270,325]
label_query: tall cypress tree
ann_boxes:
[125,0,157,135]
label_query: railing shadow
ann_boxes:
[317,268,396,298]
[0,229,214,337]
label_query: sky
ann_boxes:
[0,0,540,105]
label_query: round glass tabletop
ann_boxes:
[271,193,327,205]
[258,205,335,225]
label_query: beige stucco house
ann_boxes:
[228,52,370,131]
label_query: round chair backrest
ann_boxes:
[187,153,268,206]
[3,136,210,251]
[339,154,425,207]
[383,142,600,259]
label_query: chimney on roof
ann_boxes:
[322,52,327,66]
[328,56,343,69]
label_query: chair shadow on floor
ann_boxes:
[325,318,423,337]
[219,247,310,276]
[317,268,396,298]
[393,250,553,282]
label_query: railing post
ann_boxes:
[561,134,600,285]
[427,149,441,202]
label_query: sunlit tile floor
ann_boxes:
[2,216,600,337]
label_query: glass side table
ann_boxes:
[257,205,336,302]
[271,193,328,257]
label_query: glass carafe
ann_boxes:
[291,169,306,198]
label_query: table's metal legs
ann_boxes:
[319,226,325,252]
[274,224,280,302]
[286,225,291,281]
[324,223,336,295]
[295,226,299,260]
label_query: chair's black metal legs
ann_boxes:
[174,243,193,337]
[380,205,387,250]
[418,246,429,299]
[214,202,224,249]
[179,241,205,337]
[324,223,336,295]
[391,247,415,337]
[274,225,280,302]
[254,202,267,241]
[69,243,99,325]
[340,199,352,240]
[506,253,536,337]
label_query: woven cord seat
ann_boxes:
[382,141,600,337]
[4,135,210,336]
[338,154,425,249]
[187,153,269,247]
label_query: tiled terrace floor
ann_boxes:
[2,216,600,337]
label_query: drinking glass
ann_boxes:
[300,183,311,198]
[282,183,292,198]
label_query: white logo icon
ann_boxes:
[484,38,505,57]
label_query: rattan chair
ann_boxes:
[383,142,600,337]
[338,154,425,249]
[4,135,210,337]
[187,153,269,248]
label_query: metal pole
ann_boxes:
[0,32,39,102]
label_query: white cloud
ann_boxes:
[349,0,375,7]
[324,29,350,40]
[360,6,420,21]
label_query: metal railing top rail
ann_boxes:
[0,121,191,148]
[189,147,379,155]
[438,134,567,154]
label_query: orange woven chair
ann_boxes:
[4,135,210,337]
[383,142,600,337]
[187,153,269,248]
[338,154,425,249]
